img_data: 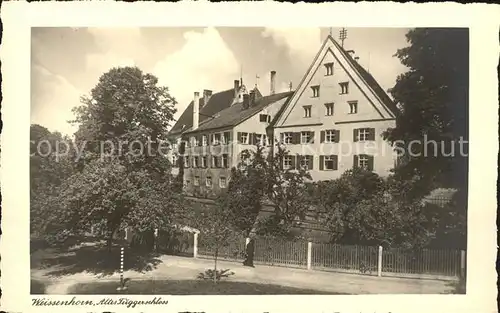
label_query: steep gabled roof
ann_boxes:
[331,38,400,117]
[270,35,399,127]
[169,88,235,136]
[184,91,293,135]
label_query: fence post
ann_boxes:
[460,250,466,278]
[307,241,312,270]
[116,246,127,291]
[377,246,383,277]
[193,232,198,258]
[154,228,158,251]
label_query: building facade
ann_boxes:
[168,35,399,195]
[269,35,399,181]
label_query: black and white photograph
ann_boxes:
[29,26,469,295]
[0,2,498,313]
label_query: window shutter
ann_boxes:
[319,156,324,171]
[332,155,338,170]
[197,136,202,146]
[353,129,359,142]
[368,155,374,171]
[308,155,314,170]
[369,128,376,141]
[208,155,212,168]
[252,133,258,145]
[296,155,302,169]
[353,155,359,169]
[309,131,315,143]
[237,132,242,144]
[320,131,325,143]
[293,132,300,144]
[335,130,341,143]
[228,131,233,143]
[290,155,296,169]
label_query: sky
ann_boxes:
[31,27,410,136]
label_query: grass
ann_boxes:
[68,279,342,295]
[31,279,47,294]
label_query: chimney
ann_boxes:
[249,90,256,107]
[270,71,276,95]
[242,94,250,110]
[234,79,240,98]
[203,89,212,106]
[193,91,200,130]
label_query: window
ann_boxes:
[324,62,334,76]
[260,114,271,123]
[223,132,231,144]
[348,101,358,114]
[283,155,293,170]
[172,143,178,151]
[325,103,334,116]
[339,82,349,94]
[354,154,374,171]
[185,180,190,186]
[311,85,320,98]
[212,133,221,145]
[172,154,178,167]
[193,156,199,168]
[255,134,267,146]
[281,132,293,144]
[184,156,190,168]
[222,154,229,168]
[206,176,212,187]
[321,155,338,171]
[191,136,198,147]
[239,132,249,144]
[212,156,220,168]
[303,105,312,118]
[358,155,369,169]
[300,131,314,144]
[354,128,374,142]
[201,156,208,168]
[194,176,200,186]
[299,155,313,170]
[202,135,208,146]
[325,129,338,143]
[219,177,227,188]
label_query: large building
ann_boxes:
[168,34,398,195]
[269,35,399,181]
[168,74,293,197]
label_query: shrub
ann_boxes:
[197,269,235,281]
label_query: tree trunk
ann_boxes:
[107,227,118,252]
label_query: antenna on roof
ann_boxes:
[339,28,348,48]
[289,81,293,91]
[255,74,260,88]
[329,27,333,37]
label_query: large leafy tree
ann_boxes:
[30,124,75,235]
[383,28,469,198]
[46,67,182,248]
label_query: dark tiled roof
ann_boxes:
[184,91,294,134]
[330,36,400,117]
[169,88,235,136]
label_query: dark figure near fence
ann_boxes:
[243,239,255,267]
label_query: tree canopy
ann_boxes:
[32,67,183,247]
[383,28,469,198]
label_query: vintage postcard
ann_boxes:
[0,2,498,313]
